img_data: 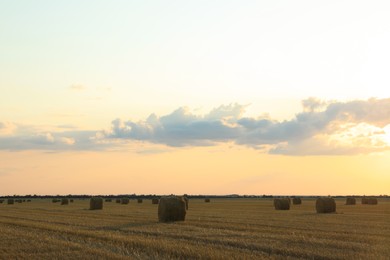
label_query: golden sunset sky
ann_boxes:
[1,1,390,195]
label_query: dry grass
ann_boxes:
[0,198,389,259]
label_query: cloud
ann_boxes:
[0,130,104,151]
[105,98,390,155]
[105,104,244,147]
[2,98,390,155]
[0,121,17,136]
[69,84,86,91]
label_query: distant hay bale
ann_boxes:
[105,199,112,202]
[292,197,302,205]
[274,198,290,210]
[205,198,210,203]
[16,199,22,203]
[137,199,143,203]
[346,197,356,205]
[362,197,377,205]
[152,198,159,204]
[115,199,121,203]
[61,198,69,205]
[316,197,336,213]
[121,198,130,204]
[368,198,378,205]
[70,199,74,203]
[23,200,26,202]
[158,196,187,222]
[0,200,4,203]
[27,199,31,202]
[7,199,14,205]
[90,197,103,210]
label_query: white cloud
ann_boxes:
[2,98,390,155]
[69,84,86,91]
[105,98,390,155]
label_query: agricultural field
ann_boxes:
[0,198,389,259]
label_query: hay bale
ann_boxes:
[7,199,14,205]
[70,199,74,203]
[90,197,103,210]
[27,199,31,202]
[0,200,4,204]
[61,198,69,205]
[158,196,186,222]
[368,198,378,205]
[362,197,377,205]
[205,198,210,203]
[105,199,112,202]
[292,197,302,205]
[137,199,143,203]
[152,198,159,204]
[121,198,129,204]
[316,197,336,213]
[346,197,356,205]
[115,199,121,203]
[16,199,22,203]
[274,198,290,210]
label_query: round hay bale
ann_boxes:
[137,199,143,203]
[0,200,4,204]
[121,198,129,204]
[361,197,368,204]
[16,199,22,203]
[316,197,336,213]
[274,198,290,210]
[27,199,31,202]
[158,196,187,222]
[105,199,112,202]
[7,199,14,205]
[70,199,74,203]
[152,198,159,204]
[345,197,356,205]
[90,197,103,210]
[115,199,121,203]
[61,198,69,205]
[366,198,378,205]
[205,198,210,203]
[292,197,302,205]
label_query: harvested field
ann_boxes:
[0,198,389,259]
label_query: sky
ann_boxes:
[1,1,390,195]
